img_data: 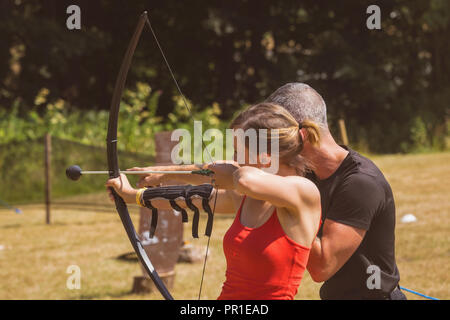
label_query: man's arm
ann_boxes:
[307,174,381,282]
[307,219,366,282]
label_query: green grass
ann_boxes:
[0,152,448,300]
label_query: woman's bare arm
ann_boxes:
[232,166,320,211]
[130,164,211,187]
[232,166,321,246]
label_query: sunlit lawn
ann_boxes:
[0,152,448,300]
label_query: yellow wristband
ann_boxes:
[136,188,146,207]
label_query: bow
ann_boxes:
[107,11,217,300]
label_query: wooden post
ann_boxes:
[44,133,51,224]
[338,119,349,146]
[132,131,184,294]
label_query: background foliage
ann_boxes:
[0,2,447,301]
[0,0,448,153]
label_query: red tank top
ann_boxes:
[218,197,312,300]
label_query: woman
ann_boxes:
[106,102,322,300]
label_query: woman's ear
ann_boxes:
[258,152,272,168]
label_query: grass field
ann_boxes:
[0,152,448,300]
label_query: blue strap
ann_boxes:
[399,286,440,300]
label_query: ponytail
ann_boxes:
[300,120,320,147]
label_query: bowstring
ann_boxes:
[144,15,217,300]
[198,188,218,299]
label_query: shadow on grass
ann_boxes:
[115,251,138,263]
[77,289,143,300]
[0,223,22,229]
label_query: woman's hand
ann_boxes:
[207,161,241,189]
[105,173,137,204]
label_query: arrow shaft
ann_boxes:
[82,170,194,175]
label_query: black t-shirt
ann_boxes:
[306,147,400,299]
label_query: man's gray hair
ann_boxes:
[265,83,328,128]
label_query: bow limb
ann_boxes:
[145,12,219,299]
[107,11,173,300]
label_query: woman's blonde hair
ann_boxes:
[230,102,320,175]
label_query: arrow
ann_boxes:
[66,165,213,181]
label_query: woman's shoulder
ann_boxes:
[283,175,320,205]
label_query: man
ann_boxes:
[266,83,405,300]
